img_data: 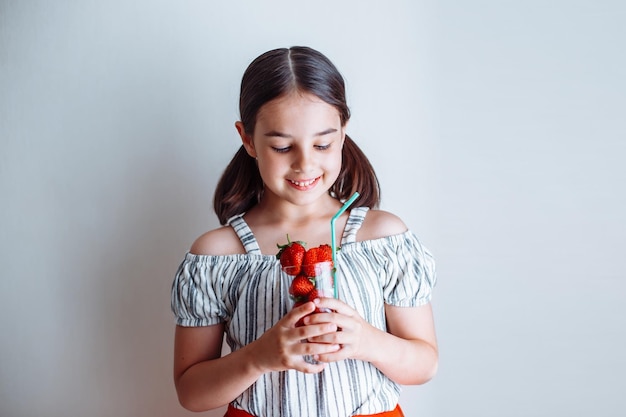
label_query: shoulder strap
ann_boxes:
[341,207,370,244]
[228,215,262,255]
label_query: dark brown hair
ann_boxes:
[214,46,380,225]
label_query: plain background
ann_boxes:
[1,1,624,416]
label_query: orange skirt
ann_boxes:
[225,404,404,417]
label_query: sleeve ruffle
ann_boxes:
[378,232,437,307]
[171,253,230,327]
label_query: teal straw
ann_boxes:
[331,191,360,298]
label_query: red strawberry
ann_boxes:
[317,244,334,263]
[302,248,321,276]
[276,235,306,275]
[302,245,334,277]
[289,275,315,299]
[307,289,321,302]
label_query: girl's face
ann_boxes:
[237,91,346,207]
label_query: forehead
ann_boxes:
[255,92,341,130]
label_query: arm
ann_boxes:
[173,302,341,412]
[375,303,438,384]
[305,299,438,385]
[174,323,261,411]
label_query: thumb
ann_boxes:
[285,301,316,327]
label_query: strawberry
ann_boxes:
[301,248,319,277]
[276,235,306,275]
[317,244,334,263]
[289,275,315,299]
[302,244,334,277]
[307,289,322,302]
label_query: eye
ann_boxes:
[271,146,290,153]
[315,144,331,151]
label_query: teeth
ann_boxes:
[291,178,316,186]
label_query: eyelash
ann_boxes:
[272,144,331,153]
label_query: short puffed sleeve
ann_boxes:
[171,253,229,327]
[379,231,436,307]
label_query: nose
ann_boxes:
[292,147,313,173]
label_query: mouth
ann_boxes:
[287,177,320,189]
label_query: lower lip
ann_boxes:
[288,177,320,191]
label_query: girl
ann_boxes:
[171,46,438,417]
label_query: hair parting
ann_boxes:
[213,46,380,225]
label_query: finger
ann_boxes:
[296,362,327,374]
[295,321,338,342]
[311,339,354,363]
[312,297,355,315]
[306,326,351,345]
[307,333,340,344]
[303,311,351,332]
[316,348,350,363]
[284,301,317,327]
[296,340,342,358]
[302,310,336,326]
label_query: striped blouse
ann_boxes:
[171,207,436,417]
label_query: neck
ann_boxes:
[243,193,351,254]
[248,193,342,227]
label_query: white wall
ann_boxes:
[1,1,624,416]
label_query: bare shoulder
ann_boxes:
[189,225,245,256]
[357,209,409,241]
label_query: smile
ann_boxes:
[288,177,320,187]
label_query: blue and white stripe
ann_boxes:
[171,208,436,417]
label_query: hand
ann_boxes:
[301,297,374,363]
[250,301,341,374]
[304,299,440,385]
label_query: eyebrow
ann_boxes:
[263,128,338,138]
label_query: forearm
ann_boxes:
[363,326,438,385]
[176,343,264,411]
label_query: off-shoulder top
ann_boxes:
[171,207,436,417]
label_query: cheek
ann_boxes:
[324,151,343,177]
[257,156,283,178]
[332,149,344,169]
